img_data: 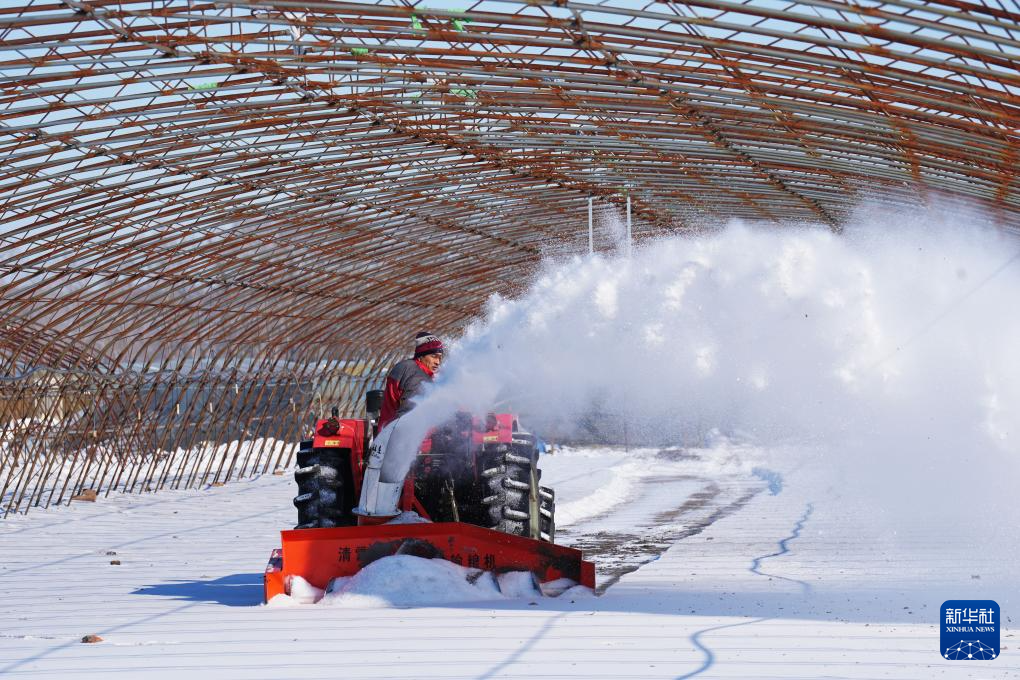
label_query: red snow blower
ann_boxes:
[263,392,594,602]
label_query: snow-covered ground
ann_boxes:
[0,444,1015,679]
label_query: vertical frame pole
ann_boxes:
[588,196,594,255]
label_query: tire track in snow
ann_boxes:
[676,501,814,679]
[555,449,766,593]
[593,485,761,594]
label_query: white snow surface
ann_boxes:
[0,443,1016,679]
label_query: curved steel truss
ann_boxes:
[2,0,1019,513]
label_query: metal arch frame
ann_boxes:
[1,0,1019,514]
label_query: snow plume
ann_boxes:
[389,201,1020,533]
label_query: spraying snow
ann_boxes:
[390,201,1019,538]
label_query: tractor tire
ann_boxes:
[414,469,461,524]
[293,442,354,529]
[482,442,546,540]
[539,485,555,542]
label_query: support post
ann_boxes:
[588,196,593,255]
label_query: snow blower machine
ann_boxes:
[263,391,594,602]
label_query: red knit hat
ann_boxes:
[414,332,444,358]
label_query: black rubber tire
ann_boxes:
[539,485,555,542]
[482,441,546,540]
[414,469,461,524]
[293,444,353,529]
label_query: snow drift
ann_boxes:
[269,555,587,607]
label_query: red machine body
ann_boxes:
[266,412,595,602]
[311,417,368,499]
[264,522,594,602]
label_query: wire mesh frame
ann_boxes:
[2,0,1020,514]
[0,362,388,515]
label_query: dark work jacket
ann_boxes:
[378,358,434,428]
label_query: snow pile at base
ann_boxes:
[384,511,430,525]
[287,576,324,604]
[321,556,501,607]
[269,555,589,608]
[495,571,540,598]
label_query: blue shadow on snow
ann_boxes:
[751,466,783,495]
[132,572,264,606]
